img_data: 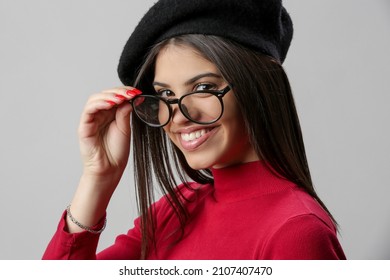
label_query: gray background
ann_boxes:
[0,0,389,259]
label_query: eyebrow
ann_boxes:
[153,72,223,87]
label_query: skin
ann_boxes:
[66,44,258,232]
[66,87,141,232]
[154,44,258,169]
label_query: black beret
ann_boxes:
[118,0,293,86]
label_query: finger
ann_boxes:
[80,86,140,117]
[85,87,142,112]
[115,102,133,137]
[103,86,141,93]
[78,99,116,140]
[80,98,116,124]
[79,87,143,134]
[100,87,143,100]
[85,86,141,101]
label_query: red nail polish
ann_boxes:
[106,100,116,106]
[126,88,142,96]
[115,94,126,101]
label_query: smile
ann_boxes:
[180,128,212,142]
[177,127,217,151]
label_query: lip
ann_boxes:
[175,126,218,152]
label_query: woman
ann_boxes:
[43,0,346,259]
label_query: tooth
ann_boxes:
[182,128,210,142]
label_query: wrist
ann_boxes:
[66,205,106,234]
[66,177,113,233]
[80,170,122,192]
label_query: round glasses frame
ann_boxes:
[130,85,232,128]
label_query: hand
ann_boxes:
[78,86,142,188]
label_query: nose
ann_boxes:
[180,104,190,117]
[170,102,190,124]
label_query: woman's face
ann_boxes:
[153,44,258,169]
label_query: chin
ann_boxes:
[184,156,215,170]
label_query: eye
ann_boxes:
[193,83,217,92]
[156,89,175,98]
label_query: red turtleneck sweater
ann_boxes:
[43,161,346,259]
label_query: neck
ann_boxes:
[210,160,294,202]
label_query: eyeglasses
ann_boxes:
[130,85,232,127]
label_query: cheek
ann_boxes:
[158,103,170,124]
[182,95,223,123]
[162,125,176,145]
[162,125,170,136]
[221,93,243,124]
[221,97,249,144]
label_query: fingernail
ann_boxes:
[115,94,126,101]
[126,88,142,96]
[106,100,116,106]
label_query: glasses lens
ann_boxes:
[181,92,222,124]
[132,96,170,127]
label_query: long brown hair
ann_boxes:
[131,34,336,259]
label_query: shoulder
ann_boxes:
[268,186,337,231]
[261,213,346,259]
[258,186,346,259]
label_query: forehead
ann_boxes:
[154,44,219,83]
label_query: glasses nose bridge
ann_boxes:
[166,98,180,106]
[165,98,181,115]
[165,96,191,124]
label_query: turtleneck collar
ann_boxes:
[210,160,295,203]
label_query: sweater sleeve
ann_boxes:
[261,214,346,260]
[42,211,144,260]
[42,211,104,260]
[95,217,142,260]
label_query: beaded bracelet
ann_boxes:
[66,205,106,234]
